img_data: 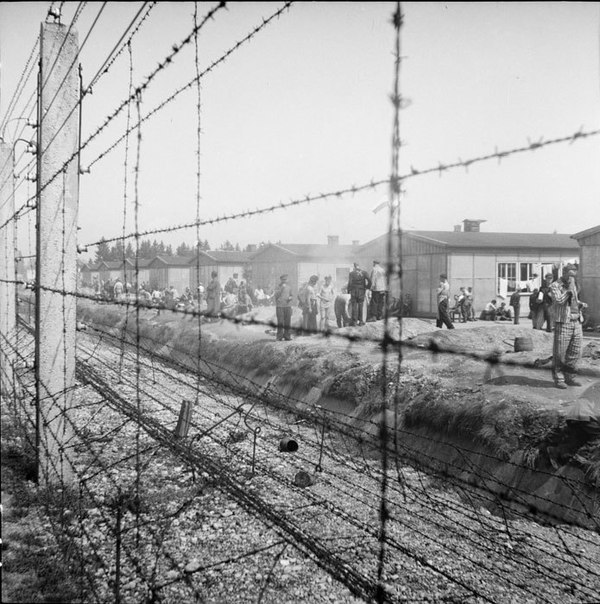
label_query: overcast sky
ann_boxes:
[1,1,599,260]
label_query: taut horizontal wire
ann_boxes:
[78,125,600,249]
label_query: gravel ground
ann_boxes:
[3,326,600,603]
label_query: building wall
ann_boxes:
[252,260,298,295]
[578,241,600,326]
[448,251,579,317]
[166,268,190,293]
[189,264,246,291]
[401,249,579,318]
[149,267,168,290]
[124,267,150,287]
[108,269,122,282]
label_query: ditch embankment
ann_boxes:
[77,300,600,530]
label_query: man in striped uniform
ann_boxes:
[549,264,588,389]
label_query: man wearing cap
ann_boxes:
[347,263,371,326]
[549,264,587,389]
[274,274,293,341]
[436,273,454,329]
[369,260,387,321]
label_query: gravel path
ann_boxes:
[4,325,600,603]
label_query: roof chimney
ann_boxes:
[327,235,339,246]
[352,240,360,247]
[453,224,461,232]
[463,219,486,233]
[246,244,257,252]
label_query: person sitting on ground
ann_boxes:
[496,302,513,321]
[480,299,498,321]
[138,286,152,305]
[221,291,238,317]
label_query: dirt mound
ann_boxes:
[337,317,435,342]
[409,323,554,354]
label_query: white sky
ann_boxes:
[1,1,599,260]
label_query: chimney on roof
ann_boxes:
[453,224,461,232]
[327,235,339,246]
[246,244,257,252]
[352,240,360,246]
[463,219,486,233]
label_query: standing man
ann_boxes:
[369,260,387,321]
[436,273,454,329]
[540,273,554,332]
[509,289,521,325]
[113,278,124,301]
[205,271,221,318]
[274,274,293,341]
[549,264,587,389]
[317,275,335,331]
[305,275,320,334]
[347,262,371,326]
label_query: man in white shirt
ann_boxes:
[435,273,454,329]
[369,260,388,321]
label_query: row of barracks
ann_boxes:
[76,220,600,325]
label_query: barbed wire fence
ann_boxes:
[1,2,599,603]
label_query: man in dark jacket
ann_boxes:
[509,290,521,325]
[347,263,371,326]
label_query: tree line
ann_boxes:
[93,238,268,262]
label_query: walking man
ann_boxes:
[436,273,454,329]
[549,264,587,389]
[274,274,293,341]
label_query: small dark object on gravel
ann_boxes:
[279,437,299,452]
[294,471,314,487]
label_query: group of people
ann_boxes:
[93,277,133,301]
[203,272,262,319]
[273,260,390,341]
[436,277,477,328]
[436,265,589,389]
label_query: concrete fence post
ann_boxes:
[0,143,17,400]
[35,21,79,484]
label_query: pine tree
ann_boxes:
[177,242,190,256]
[95,238,110,262]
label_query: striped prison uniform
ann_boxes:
[549,278,583,385]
